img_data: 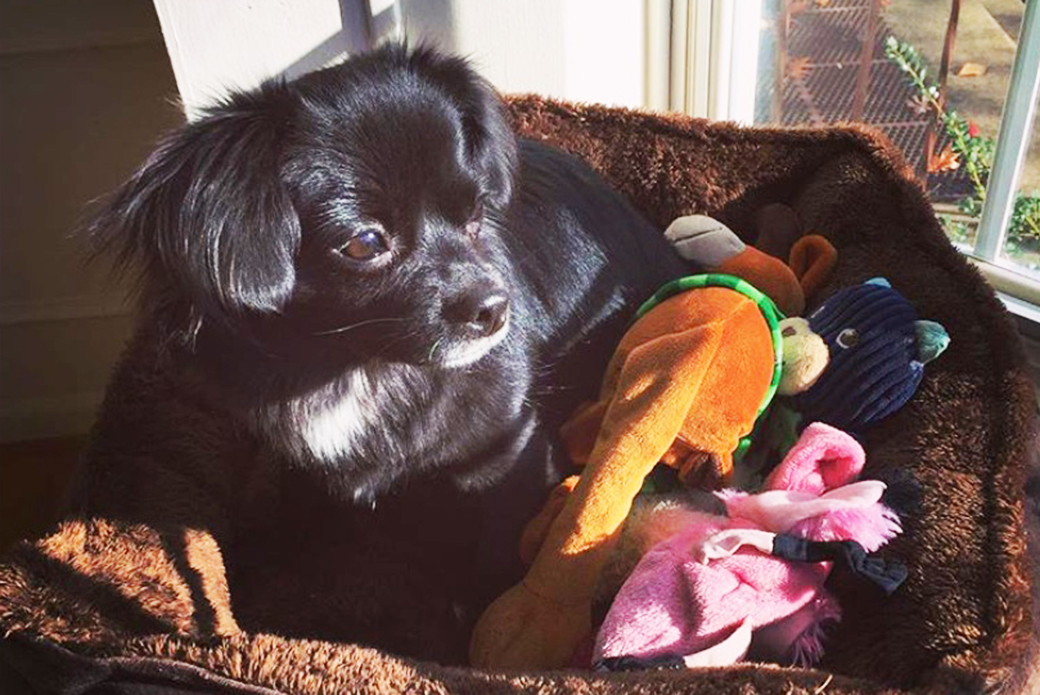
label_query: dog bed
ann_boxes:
[1,96,1037,695]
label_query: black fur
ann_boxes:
[83,45,689,662]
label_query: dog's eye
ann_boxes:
[339,230,389,261]
[465,201,484,239]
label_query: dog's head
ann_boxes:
[92,45,519,383]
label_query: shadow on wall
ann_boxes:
[0,0,183,443]
[397,0,457,53]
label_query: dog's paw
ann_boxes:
[469,582,590,669]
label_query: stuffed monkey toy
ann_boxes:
[469,216,838,669]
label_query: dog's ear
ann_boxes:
[409,47,519,208]
[89,96,299,323]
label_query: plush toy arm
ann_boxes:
[788,235,838,302]
[517,475,580,567]
[470,323,729,669]
[527,324,728,595]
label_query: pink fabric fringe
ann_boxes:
[593,422,903,669]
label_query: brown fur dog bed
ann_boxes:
[2,97,1037,695]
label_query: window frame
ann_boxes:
[676,0,1040,319]
[971,0,1040,309]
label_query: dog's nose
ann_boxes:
[445,290,509,338]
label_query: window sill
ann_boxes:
[969,258,1040,339]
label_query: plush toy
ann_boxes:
[740,276,951,481]
[593,422,906,670]
[559,216,843,486]
[470,217,838,669]
[666,215,950,443]
[653,215,952,481]
[469,216,948,670]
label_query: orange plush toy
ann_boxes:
[470,216,837,669]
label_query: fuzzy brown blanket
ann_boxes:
[2,97,1037,695]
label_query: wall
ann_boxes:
[0,0,183,441]
[155,0,654,118]
[401,0,652,109]
[154,0,362,120]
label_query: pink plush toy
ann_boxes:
[593,422,905,670]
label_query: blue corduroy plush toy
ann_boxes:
[788,277,949,430]
[748,277,950,469]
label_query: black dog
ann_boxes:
[79,45,688,662]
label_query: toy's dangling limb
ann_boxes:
[788,235,838,302]
[528,324,729,598]
[469,323,729,669]
[518,475,580,566]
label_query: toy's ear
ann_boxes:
[788,235,837,302]
[915,320,950,364]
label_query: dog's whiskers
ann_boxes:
[373,329,422,359]
[427,338,444,363]
[313,317,406,336]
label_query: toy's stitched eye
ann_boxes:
[782,326,797,338]
[837,328,860,349]
[339,229,388,261]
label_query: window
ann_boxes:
[672,0,1040,313]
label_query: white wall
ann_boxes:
[154,0,359,119]
[155,0,653,118]
[402,0,650,109]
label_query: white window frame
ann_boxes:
[969,0,1040,315]
[676,0,1040,318]
[664,0,761,124]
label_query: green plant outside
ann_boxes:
[885,36,1040,271]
